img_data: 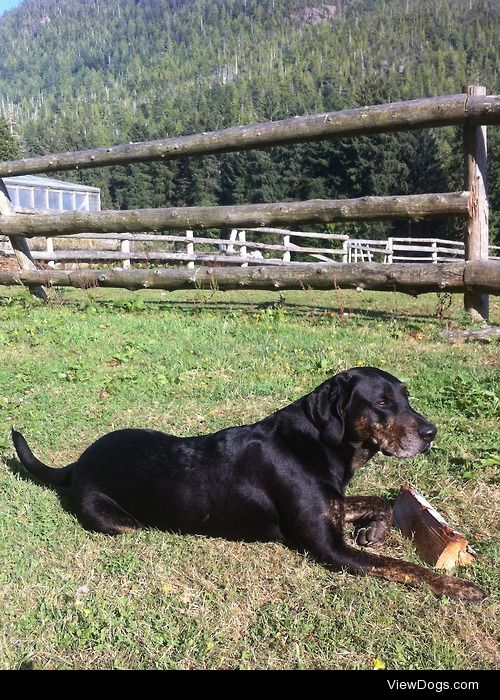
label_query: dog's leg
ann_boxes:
[331,544,486,603]
[344,496,392,546]
[294,499,486,602]
[78,490,142,535]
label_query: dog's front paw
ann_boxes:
[355,518,390,547]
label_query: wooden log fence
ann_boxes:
[0,87,498,318]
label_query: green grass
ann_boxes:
[0,285,498,670]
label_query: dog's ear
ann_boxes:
[304,372,355,446]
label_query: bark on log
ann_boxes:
[463,260,500,292]
[0,95,499,177]
[393,487,477,570]
[0,193,470,238]
[0,261,496,294]
[465,93,500,122]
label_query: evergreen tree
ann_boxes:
[0,117,21,160]
[488,127,500,244]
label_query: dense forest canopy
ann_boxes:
[0,0,498,240]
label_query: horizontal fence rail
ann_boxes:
[0,95,499,178]
[0,261,498,295]
[0,193,470,238]
[2,229,498,268]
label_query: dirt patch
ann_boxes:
[0,257,50,272]
[0,256,20,272]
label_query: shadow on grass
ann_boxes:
[127,299,417,322]
[5,293,442,323]
[0,282,453,323]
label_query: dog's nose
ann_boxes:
[419,424,437,441]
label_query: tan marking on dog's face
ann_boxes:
[352,413,430,458]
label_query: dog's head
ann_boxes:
[305,367,437,458]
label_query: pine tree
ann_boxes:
[0,117,21,160]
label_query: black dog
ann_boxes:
[12,367,485,603]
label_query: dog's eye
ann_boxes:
[378,399,389,406]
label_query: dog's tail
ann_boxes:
[12,429,73,488]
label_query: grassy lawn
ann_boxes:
[0,285,498,670]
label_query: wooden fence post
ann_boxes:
[186,229,194,269]
[432,240,438,263]
[121,238,131,269]
[463,85,489,321]
[46,236,55,268]
[226,229,238,255]
[0,178,47,300]
[342,238,349,263]
[238,230,248,267]
[386,237,394,264]
[282,233,291,262]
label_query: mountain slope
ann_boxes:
[0,0,498,238]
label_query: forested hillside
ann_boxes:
[0,0,498,239]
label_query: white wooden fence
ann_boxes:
[0,227,498,269]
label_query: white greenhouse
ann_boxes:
[3,175,100,212]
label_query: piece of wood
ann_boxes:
[0,193,470,238]
[464,85,490,321]
[393,487,477,570]
[1,95,499,178]
[439,326,500,342]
